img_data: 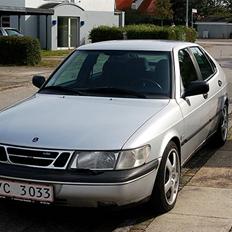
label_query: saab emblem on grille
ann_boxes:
[32,137,39,143]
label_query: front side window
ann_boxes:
[178,49,198,88]
[43,50,172,98]
[190,47,214,80]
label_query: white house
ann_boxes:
[0,0,124,50]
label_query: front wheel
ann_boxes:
[150,141,180,213]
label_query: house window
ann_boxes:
[1,16,10,27]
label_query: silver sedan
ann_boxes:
[0,40,228,212]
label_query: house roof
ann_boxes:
[116,0,155,13]
[40,2,85,12]
[40,3,60,9]
[0,5,54,15]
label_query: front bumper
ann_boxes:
[0,160,159,207]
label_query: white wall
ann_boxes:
[50,4,85,50]
[25,0,62,8]
[46,3,121,50]
[0,0,115,11]
[24,0,115,12]
[0,0,25,7]
[77,0,115,12]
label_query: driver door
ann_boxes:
[176,48,210,164]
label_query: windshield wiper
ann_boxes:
[78,87,147,99]
[40,86,83,95]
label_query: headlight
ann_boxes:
[70,145,150,170]
[70,151,119,170]
[116,145,150,170]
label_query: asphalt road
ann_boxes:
[0,41,231,232]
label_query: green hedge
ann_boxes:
[125,24,175,40]
[0,36,41,65]
[89,25,197,43]
[89,26,124,43]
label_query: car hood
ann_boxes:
[0,94,169,150]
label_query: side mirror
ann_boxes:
[184,81,209,98]
[32,75,46,88]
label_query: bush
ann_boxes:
[185,27,197,42]
[89,26,124,43]
[89,25,197,43]
[125,24,166,39]
[174,26,186,41]
[0,36,41,65]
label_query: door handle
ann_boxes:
[203,93,208,99]
[218,80,222,87]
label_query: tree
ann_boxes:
[171,0,186,23]
[154,0,174,26]
[171,0,231,24]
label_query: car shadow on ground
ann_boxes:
[0,199,159,232]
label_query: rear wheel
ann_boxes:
[213,104,228,147]
[150,141,180,213]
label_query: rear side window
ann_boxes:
[190,47,214,80]
[178,49,198,88]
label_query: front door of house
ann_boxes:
[58,17,79,48]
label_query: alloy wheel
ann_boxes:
[164,148,180,205]
[221,106,228,142]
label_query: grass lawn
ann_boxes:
[41,49,74,57]
[38,49,74,68]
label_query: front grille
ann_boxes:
[0,146,7,161]
[0,145,74,169]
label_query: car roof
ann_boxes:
[0,27,19,30]
[78,40,196,52]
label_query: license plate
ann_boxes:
[0,178,54,203]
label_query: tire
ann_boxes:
[213,104,228,147]
[150,141,180,213]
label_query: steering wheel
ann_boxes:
[133,78,163,91]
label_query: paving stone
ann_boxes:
[146,213,232,232]
[204,150,232,167]
[171,186,232,219]
[189,167,232,189]
[220,140,232,151]
[0,86,36,110]
[187,150,232,188]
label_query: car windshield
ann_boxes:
[42,50,172,99]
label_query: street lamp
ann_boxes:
[186,0,189,27]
